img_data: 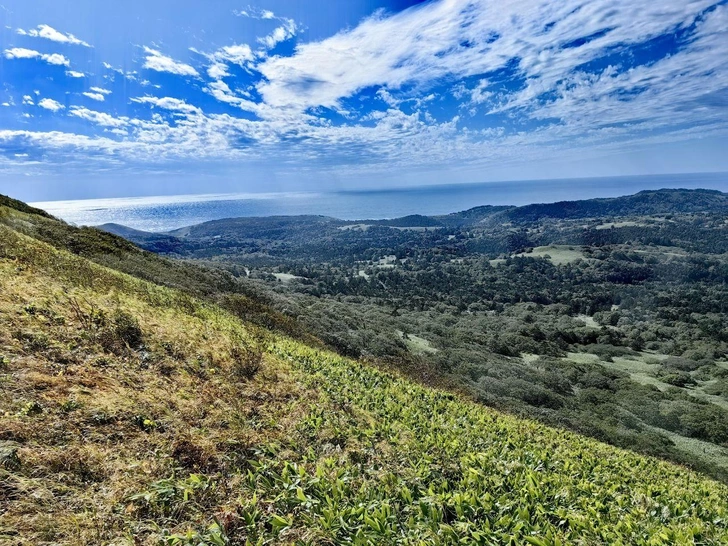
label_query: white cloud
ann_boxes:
[17,24,90,47]
[69,107,128,128]
[83,92,106,102]
[207,62,230,79]
[90,86,112,95]
[66,70,85,78]
[22,95,34,105]
[195,7,297,81]
[132,95,202,114]
[43,53,70,66]
[203,80,259,113]
[197,43,254,85]
[142,47,199,77]
[0,129,123,157]
[216,44,254,66]
[234,7,277,20]
[4,0,728,181]
[3,47,70,66]
[38,98,64,112]
[4,47,40,60]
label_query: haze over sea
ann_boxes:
[32,173,728,233]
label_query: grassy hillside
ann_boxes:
[1,206,728,544]
[0,197,318,346]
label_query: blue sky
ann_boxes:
[1,0,727,201]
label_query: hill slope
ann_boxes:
[0,198,318,345]
[496,188,728,224]
[1,202,728,544]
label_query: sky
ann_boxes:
[0,0,727,202]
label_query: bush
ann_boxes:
[662,356,702,372]
[582,343,635,361]
[703,379,728,398]
[112,310,143,347]
[660,371,696,388]
[488,377,564,409]
[98,310,143,353]
[230,342,262,380]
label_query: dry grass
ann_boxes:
[0,245,321,545]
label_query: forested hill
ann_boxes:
[494,188,728,225]
[98,188,727,243]
[167,215,336,239]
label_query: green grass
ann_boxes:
[273,272,306,283]
[515,245,586,265]
[269,342,728,545]
[595,221,644,230]
[602,355,728,411]
[640,424,728,472]
[1,214,728,544]
[397,330,438,355]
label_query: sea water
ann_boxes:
[31,173,728,233]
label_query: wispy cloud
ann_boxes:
[4,47,70,66]
[215,44,255,66]
[255,0,722,111]
[258,19,297,49]
[66,70,85,78]
[142,46,199,77]
[69,107,128,128]
[234,6,277,20]
[131,95,201,114]
[17,24,91,47]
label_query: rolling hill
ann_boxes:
[2,197,728,544]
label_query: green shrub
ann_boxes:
[660,371,696,388]
[663,356,703,372]
[704,379,728,398]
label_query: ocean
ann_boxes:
[31,173,728,233]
